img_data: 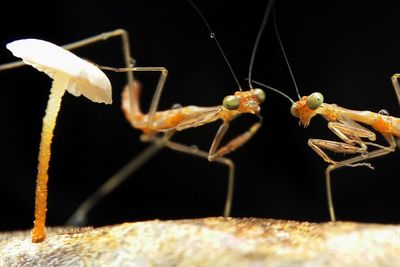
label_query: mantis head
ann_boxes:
[222,88,265,115]
[290,92,324,127]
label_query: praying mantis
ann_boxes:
[252,8,400,222]
[67,0,275,224]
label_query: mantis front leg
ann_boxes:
[208,118,263,161]
[308,119,377,167]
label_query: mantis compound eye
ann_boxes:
[306,92,324,110]
[253,88,266,103]
[223,95,240,110]
[290,103,299,118]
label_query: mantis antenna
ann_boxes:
[186,0,243,91]
[247,0,276,89]
[272,8,301,99]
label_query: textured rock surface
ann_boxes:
[1,217,400,266]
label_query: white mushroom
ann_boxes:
[6,38,112,242]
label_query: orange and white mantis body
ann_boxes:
[254,79,400,222]
[252,10,400,222]
[74,0,273,222]
[292,89,400,222]
[103,64,265,219]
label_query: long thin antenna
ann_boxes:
[273,8,301,99]
[248,0,276,88]
[186,0,243,91]
[249,79,295,104]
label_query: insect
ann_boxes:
[251,10,400,222]
[66,0,279,224]
[1,0,275,226]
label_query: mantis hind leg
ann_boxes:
[0,29,135,83]
[66,141,164,226]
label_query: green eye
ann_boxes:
[290,103,299,117]
[223,95,240,110]
[306,92,324,110]
[253,88,266,103]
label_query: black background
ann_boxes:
[1,0,400,231]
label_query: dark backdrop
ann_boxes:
[1,0,400,231]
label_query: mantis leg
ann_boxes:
[208,118,263,161]
[66,140,164,226]
[309,137,373,222]
[106,66,168,124]
[328,119,376,143]
[141,128,235,217]
[308,138,369,164]
[0,29,134,87]
[308,120,396,221]
[326,133,396,222]
[0,30,175,123]
[67,48,168,220]
[177,117,263,216]
[162,137,235,217]
[308,119,378,165]
[391,73,400,109]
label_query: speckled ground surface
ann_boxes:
[1,217,400,266]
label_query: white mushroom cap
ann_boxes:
[6,38,112,104]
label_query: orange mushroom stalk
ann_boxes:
[7,39,112,242]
